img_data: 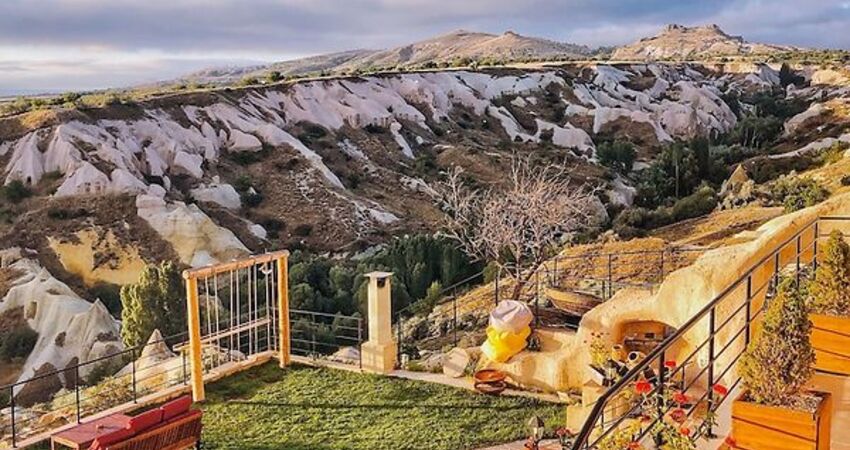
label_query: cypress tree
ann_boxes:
[739,277,814,406]
[809,230,850,317]
[120,261,185,349]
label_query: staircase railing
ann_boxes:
[569,216,850,450]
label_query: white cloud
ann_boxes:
[0,0,847,93]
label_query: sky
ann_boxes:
[1,0,849,95]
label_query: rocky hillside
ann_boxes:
[612,24,797,61]
[181,30,592,85]
[0,64,747,259]
[3,60,850,402]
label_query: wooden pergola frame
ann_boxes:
[182,250,290,402]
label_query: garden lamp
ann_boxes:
[527,415,545,446]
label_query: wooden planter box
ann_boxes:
[811,313,850,376]
[731,391,832,450]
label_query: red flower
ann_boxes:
[664,360,677,369]
[628,442,642,450]
[555,427,573,437]
[725,436,738,448]
[679,427,691,437]
[635,379,653,395]
[670,408,687,424]
[713,384,729,397]
[672,391,689,405]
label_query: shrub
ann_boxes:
[612,207,651,239]
[120,261,186,349]
[90,282,123,316]
[670,185,717,221]
[596,140,636,174]
[242,191,264,207]
[293,224,313,236]
[0,325,38,361]
[364,124,386,134]
[266,71,283,83]
[767,176,829,212]
[808,230,850,317]
[483,261,500,283]
[816,141,847,166]
[739,278,814,406]
[3,180,32,203]
[47,207,89,220]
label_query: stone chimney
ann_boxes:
[361,272,397,374]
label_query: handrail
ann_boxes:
[570,216,844,450]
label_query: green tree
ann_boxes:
[739,277,814,406]
[596,140,636,174]
[0,325,38,361]
[2,180,32,203]
[809,230,850,317]
[778,63,805,88]
[120,261,186,349]
[266,71,283,83]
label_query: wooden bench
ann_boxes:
[84,396,202,450]
[105,410,202,450]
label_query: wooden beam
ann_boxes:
[182,250,290,280]
[277,254,291,367]
[185,276,205,402]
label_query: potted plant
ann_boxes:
[808,230,850,375]
[733,277,832,450]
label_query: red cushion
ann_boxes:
[88,427,134,450]
[127,408,163,434]
[165,408,202,424]
[160,395,192,421]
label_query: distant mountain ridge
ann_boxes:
[612,24,798,61]
[181,30,593,85]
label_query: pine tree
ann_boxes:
[120,261,186,349]
[739,277,815,406]
[809,230,850,317]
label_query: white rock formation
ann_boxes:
[0,256,122,392]
[3,65,740,196]
[190,181,242,210]
[135,194,249,267]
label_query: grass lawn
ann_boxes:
[200,362,563,450]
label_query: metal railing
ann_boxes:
[289,309,364,369]
[393,246,704,365]
[543,247,705,300]
[1,330,191,448]
[569,216,849,450]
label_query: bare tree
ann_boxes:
[437,157,599,300]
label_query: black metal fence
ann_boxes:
[393,246,705,367]
[569,216,849,450]
[289,309,364,368]
[1,330,191,448]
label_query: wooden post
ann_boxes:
[184,275,205,402]
[276,254,291,367]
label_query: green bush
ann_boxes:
[0,325,38,361]
[90,282,123,316]
[596,140,636,174]
[3,180,32,203]
[613,186,717,239]
[47,207,89,220]
[809,230,850,317]
[364,124,385,134]
[767,176,829,212]
[670,185,717,221]
[612,207,652,239]
[739,278,814,406]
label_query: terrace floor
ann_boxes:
[199,362,563,449]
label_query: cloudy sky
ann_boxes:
[1,0,849,95]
